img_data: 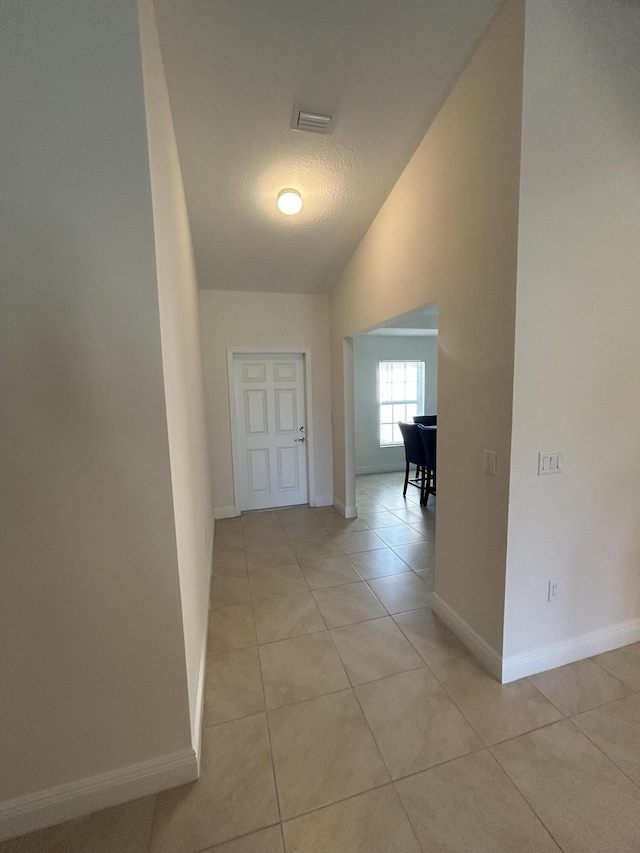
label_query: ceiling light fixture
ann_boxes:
[277,189,302,216]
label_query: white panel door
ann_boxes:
[233,353,308,510]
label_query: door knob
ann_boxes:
[294,437,306,443]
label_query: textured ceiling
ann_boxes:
[153,0,501,293]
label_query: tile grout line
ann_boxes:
[587,652,638,691]
[489,735,573,853]
[482,748,567,853]
[208,494,440,848]
[565,714,640,793]
[249,532,286,838]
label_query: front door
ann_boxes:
[232,353,308,511]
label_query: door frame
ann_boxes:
[227,348,317,514]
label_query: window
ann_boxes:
[378,360,425,446]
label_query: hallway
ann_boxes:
[4,474,640,851]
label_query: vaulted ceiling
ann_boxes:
[153,0,502,293]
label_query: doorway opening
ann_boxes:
[345,304,438,577]
[228,350,316,513]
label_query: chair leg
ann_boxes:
[403,462,409,496]
[421,469,431,506]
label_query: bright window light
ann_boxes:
[378,360,425,446]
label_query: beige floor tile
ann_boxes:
[391,541,434,570]
[374,525,426,547]
[0,796,156,853]
[241,510,282,528]
[319,515,369,534]
[431,656,563,745]
[375,493,417,510]
[330,617,423,686]
[215,517,242,534]
[242,512,284,537]
[259,631,349,709]
[277,506,319,526]
[396,750,560,853]
[291,537,343,563]
[212,547,247,576]
[284,520,330,543]
[409,521,436,540]
[390,506,432,524]
[356,496,386,509]
[204,826,284,852]
[208,605,257,655]
[242,513,286,542]
[414,568,434,587]
[367,572,432,614]
[332,530,386,554]
[355,668,482,779]
[593,642,640,691]
[245,543,297,571]
[248,564,309,603]
[210,574,251,610]
[213,529,244,551]
[528,658,631,716]
[393,608,469,665]
[282,785,421,853]
[150,714,278,853]
[204,647,265,726]
[268,689,389,820]
[492,720,640,853]
[242,527,291,549]
[253,592,325,644]
[313,582,386,628]
[299,555,361,590]
[358,484,399,500]
[359,511,407,529]
[348,548,411,579]
[572,694,640,785]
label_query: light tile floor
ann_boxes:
[3,473,640,852]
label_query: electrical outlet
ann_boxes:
[548,580,560,602]
[484,450,497,476]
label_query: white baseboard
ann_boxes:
[0,748,198,842]
[333,497,358,519]
[502,615,640,683]
[432,593,503,681]
[310,494,333,508]
[191,641,207,773]
[192,533,213,770]
[214,505,239,520]
[355,464,405,475]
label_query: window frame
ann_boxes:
[377,359,426,447]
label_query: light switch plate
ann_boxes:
[538,451,563,475]
[484,450,497,476]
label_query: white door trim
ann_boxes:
[227,348,316,514]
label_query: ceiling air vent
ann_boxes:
[291,105,335,135]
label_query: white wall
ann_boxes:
[503,0,640,674]
[330,0,524,656]
[0,0,193,835]
[199,291,333,515]
[354,335,438,474]
[138,0,213,747]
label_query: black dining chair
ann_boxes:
[398,422,426,502]
[410,416,437,476]
[417,424,437,505]
[413,414,437,426]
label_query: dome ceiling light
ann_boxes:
[277,189,303,216]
